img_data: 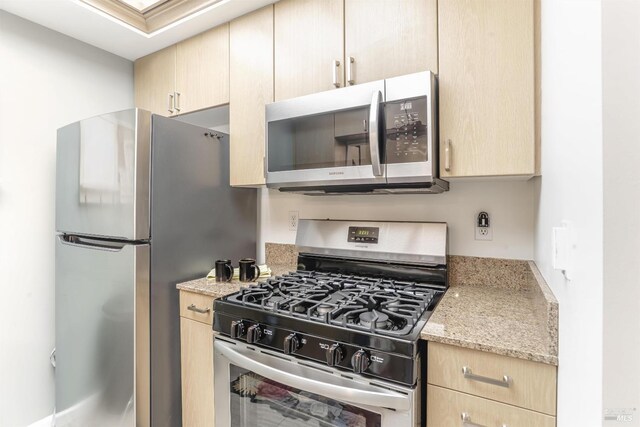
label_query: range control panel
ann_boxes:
[348,226,379,244]
[385,98,428,164]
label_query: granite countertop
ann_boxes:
[421,258,559,365]
[177,244,559,366]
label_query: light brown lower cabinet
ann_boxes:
[180,312,214,426]
[427,385,555,427]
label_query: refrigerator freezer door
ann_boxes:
[55,235,150,427]
[56,109,151,240]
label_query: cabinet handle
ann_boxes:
[167,93,174,114]
[332,59,341,88]
[461,412,507,427]
[445,139,452,172]
[174,92,181,112]
[347,56,355,85]
[187,304,210,314]
[462,366,512,388]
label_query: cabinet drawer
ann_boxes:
[428,342,556,415]
[427,385,555,427]
[179,291,215,325]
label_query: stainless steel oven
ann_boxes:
[214,337,420,427]
[265,71,448,194]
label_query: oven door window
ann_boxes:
[229,364,382,427]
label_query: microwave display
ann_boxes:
[385,97,428,164]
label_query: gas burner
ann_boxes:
[359,311,390,329]
[264,295,284,308]
[316,304,333,315]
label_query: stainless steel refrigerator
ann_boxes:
[54,109,256,426]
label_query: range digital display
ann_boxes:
[348,226,379,244]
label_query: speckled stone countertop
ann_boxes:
[176,243,299,298]
[422,257,559,365]
[177,244,558,366]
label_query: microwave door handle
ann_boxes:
[369,90,383,177]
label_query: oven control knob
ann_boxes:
[246,324,263,344]
[283,333,300,354]
[230,320,246,339]
[326,343,344,367]
[351,349,370,374]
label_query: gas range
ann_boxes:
[213,220,448,389]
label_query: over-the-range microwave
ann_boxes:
[265,71,448,194]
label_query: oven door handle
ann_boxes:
[216,340,410,411]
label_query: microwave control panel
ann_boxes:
[385,99,428,164]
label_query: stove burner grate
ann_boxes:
[227,271,442,336]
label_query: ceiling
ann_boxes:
[0,0,277,61]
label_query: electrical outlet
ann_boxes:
[288,211,299,231]
[475,212,493,241]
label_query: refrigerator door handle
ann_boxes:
[57,234,127,252]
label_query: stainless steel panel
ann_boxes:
[214,338,417,427]
[149,117,257,427]
[266,80,385,122]
[266,164,386,188]
[55,235,149,426]
[295,220,447,265]
[55,109,151,240]
[385,72,439,183]
[385,71,434,102]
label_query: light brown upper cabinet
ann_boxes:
[438,0,536,177]
[229,6,274,187]
[134,24,229,116]
[134,45,176,117]
[176,24,229,113]
[344,0,438,85]
[274,0,344,101]
[274,0,438,101]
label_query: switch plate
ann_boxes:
[288,211,299,231]
[552,220,573,280]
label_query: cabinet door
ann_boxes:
[345,0,438,85]
[274,0,344,101]
[134,45,176,116]
[176,23,230,113]
[180,317,214,427]
[230,6,274,187]
[438,0,535,177]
